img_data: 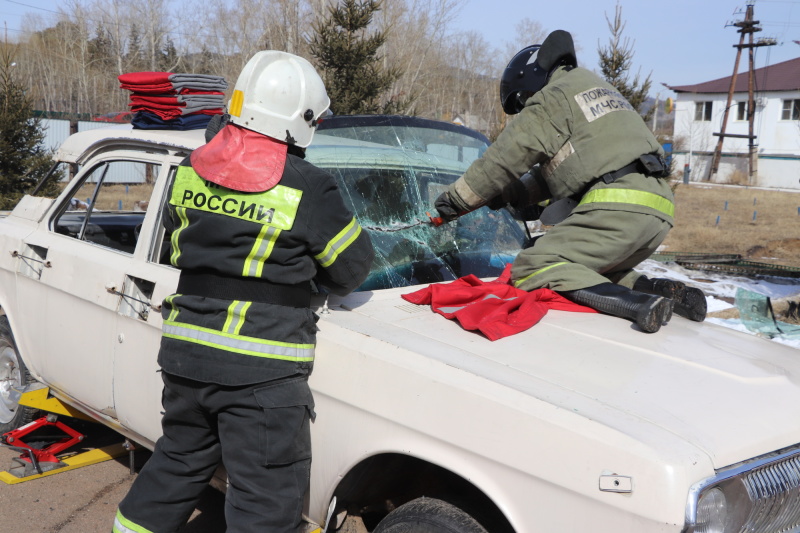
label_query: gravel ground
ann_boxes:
[0,429,226,533]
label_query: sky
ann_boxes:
[1,0,799,99]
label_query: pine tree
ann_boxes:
[160,37,182,72]
[597,3,653,122]
[0,45,57,210]
[310,0,411,115]
[126,24,145,72]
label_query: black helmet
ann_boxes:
[499,30,578,115]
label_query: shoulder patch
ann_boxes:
[574,87,636,123]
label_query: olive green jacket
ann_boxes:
[449,66,674,224]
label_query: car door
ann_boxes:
[111,161,181,444]
[16,151,167,420]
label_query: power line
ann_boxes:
[0,1,203,42]
[2,0,63,16]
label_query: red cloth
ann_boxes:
[401,264,597,341]
[190,124,288,192]
[130,95,182,106]
[118,71,173,85]
[129,105,222,120]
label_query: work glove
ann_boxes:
[434,192,463,223]
[204,113,230,143]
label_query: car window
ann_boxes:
[52,160,160,254]
[308,131,524,291]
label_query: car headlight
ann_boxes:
[695,488,727,533]
[685,445,800,533]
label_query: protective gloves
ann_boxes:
[434,192,463,223]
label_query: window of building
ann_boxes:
[781,99,800,120]
[695,101,712,121]
[736,101,748,121]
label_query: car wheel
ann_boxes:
[372,497,488,533]
[0,316,39,434]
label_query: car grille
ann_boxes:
[740,453,800,532]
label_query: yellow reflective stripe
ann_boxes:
[165,294,181,322]
[513,262,569,288]
[243,224,281,277]
[170,206,189,266]
[579,188,675,217]
[315,217,362,268]
[223,300,251,335]
[230,89,244,117]
[171,167,302,230]
[114,510,155,533]
[163,320,315,361]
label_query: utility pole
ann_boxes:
[707,2,776,183]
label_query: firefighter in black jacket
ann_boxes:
[114,51,374,533]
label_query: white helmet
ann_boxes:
[228,51,330,148]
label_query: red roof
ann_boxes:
[667,56,800,94]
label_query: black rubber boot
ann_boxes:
[633,276,707,322]
[561,283,674,333]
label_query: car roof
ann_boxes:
[317,114,490,144]
[55,125,205,164]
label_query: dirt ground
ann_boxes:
[0,437,226,532]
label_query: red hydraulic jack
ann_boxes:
[2,413,86,476]
[0,386,129,484]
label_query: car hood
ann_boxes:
[326,286,800,469]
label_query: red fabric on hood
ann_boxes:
[190,124,287,193]
[401,264,597,341]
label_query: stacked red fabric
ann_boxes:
[401,264,597,341]
[118,72,228,124]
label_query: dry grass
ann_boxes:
[662,182,800,267]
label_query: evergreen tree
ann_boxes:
[310,0,411,115]
[89,25,114,70]
[0,45,57,210]
[597,3,653,122]
[126,24,145,72]
[159,37,182,72]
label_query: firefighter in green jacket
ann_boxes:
[434,30,705,333]
[114,51,374,533]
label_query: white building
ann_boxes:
[666,56,800,190]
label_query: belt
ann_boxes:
[177,270,312,308]
[598,153,668,185]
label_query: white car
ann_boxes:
[1,116,800,533]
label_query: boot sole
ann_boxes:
[636,296,674,333]
[675,287,707,322]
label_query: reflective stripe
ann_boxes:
[165,294,181,322]
[170,206,189,266]
[163,320,315,361]
[579,188,675,218]
[223,300,251,335]
[230,89,244,117]
[243,224,281,277]
[513,262,569,288]
[171,167,302,230]
[315,217,362,268]
[113,510,154,533]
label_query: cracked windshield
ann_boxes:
[307,117,526,291]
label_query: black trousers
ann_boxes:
[116,372,314,533]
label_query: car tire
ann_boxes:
[0,316,39,434]
[372,497,488,533]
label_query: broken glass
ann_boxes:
[735,288,800,339]
[307,119,525,291]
